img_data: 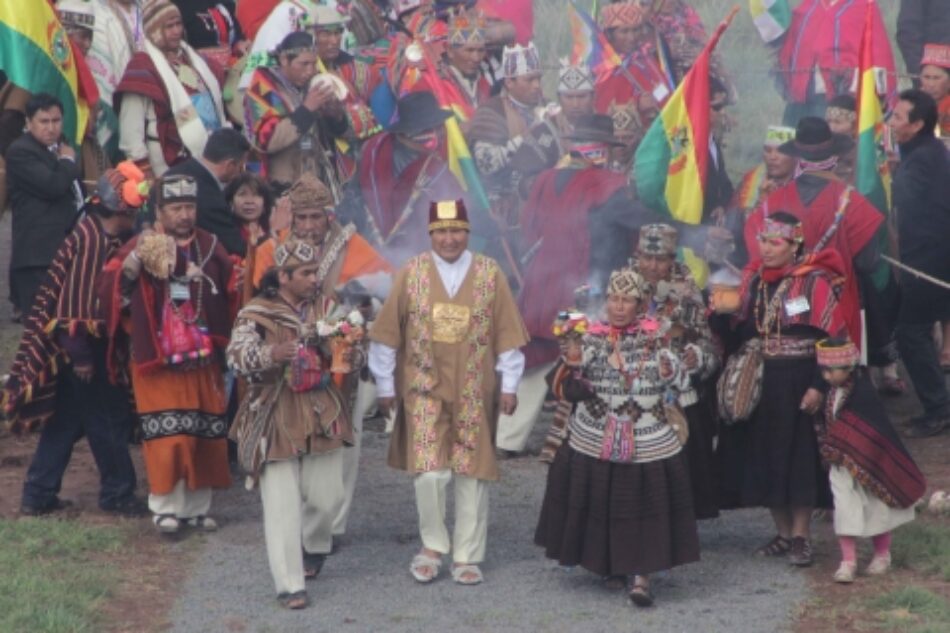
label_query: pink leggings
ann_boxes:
[838,532,892,562]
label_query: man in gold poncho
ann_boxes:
[369,199,528,586]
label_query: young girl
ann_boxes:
[815,337,927,583]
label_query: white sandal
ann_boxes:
[833,561,857,583]
[451,563,484,586]
[410,553,442,583]
[183,515,218,532]
[153,513,180,534]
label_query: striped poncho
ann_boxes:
[2,215,125,432]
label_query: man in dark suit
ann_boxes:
[5,93,82,314]
[162,127,251,256]
[889,89,950,437]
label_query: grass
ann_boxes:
[891,521,950,582]
[0,518,126,633]
[533,0,903,180]
[867,586,950,633]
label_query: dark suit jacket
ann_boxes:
[5,133,81,269]
[163,157,246,256]
[897,0,950,77]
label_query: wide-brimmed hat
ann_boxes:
[564,114,626,146]
[388,92,451,136]
[778,117,854,161]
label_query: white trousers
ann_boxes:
[333,378,376,535]
[495,362,554,452]
[149,479,212,519]
[414,469,489,564]
[259,451,344,595]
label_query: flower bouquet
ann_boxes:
[316,310,366,375]
[552,309,589,366]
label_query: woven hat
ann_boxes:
[58,0,95,31]
[288,173,333,212]
[608,101,641,138]
[921,43,950,70]
[778,117,854,161]
[599,2,647,30]
[274,237,318,268]
[764,125,795,148]
[501,42,541,79]
[558,59,594,94]
[309,5,351,30]
[142,0,180,48]
[638,224,678,256]
[606,268,644,298]
[156,173,197,206]
[564,114,625,146]
[448,10,486,47]
[388,92,451,136]
[816,337,860,369]
[428,199,470,232]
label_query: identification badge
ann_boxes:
[784,296,810,317]
[431,302,471,344]
[170,281,191,301]
[300,136,313,151]
[652,83,670,102]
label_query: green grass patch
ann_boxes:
[891,521,950,582]
[867,586,950,633]
[0,518,126,633]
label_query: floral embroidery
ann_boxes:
[451,255,496,474]
[404,253,497,474]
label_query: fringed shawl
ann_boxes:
[821,371,926,509]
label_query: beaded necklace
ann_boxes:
[166,236,211,325]
[753,274,793,346]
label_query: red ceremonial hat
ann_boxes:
[428,199,470,232]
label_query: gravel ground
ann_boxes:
[169,423,809,633]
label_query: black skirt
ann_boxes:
[534,444,700,577]
[719,357,832,510]
[684,395,720,520]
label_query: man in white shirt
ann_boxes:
[368,198,528,586]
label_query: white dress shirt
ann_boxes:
[369,250,525,397]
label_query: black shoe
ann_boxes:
[904,416,949,438]
[100,496,149,517]
[20,497,73,516]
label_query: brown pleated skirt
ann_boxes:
[534,444,700,577]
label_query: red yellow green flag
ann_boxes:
[855,0,892,289]
[633,7,738,225]
[0,0,90,145]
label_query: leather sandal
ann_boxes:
[183,515,218,531]
[788,537,814,567]
[410,553,442,583]
[628,576,654,607]
[303,551,326,580]
[755,535,792,557]
[277,590,308,609]
[451,563,484,586]
[153,513,180,534]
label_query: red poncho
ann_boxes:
[744,178,883,349]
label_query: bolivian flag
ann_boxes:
[855,0,892,289]
[749,0,790,44]
[0,0,89,145]
[633,8,738,226]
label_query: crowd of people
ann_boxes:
[1,0,948,612]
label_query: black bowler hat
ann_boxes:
[779,116,854,161]
[388,92,451,136]
[564,113,626,146]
